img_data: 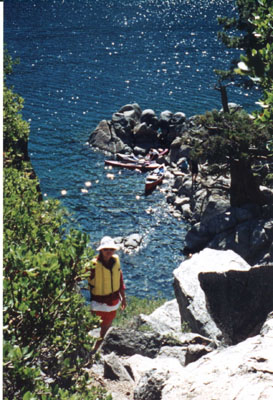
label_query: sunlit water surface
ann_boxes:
[4,0,260,298]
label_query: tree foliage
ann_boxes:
[216,0,273,127]
[188,109,270,206]
[3,54,111,400]
[3,50,30,167]
[235,0,273,124]
[190,0,273,207]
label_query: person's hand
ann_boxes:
[121,296,127,310]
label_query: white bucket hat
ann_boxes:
[96,236,119,251]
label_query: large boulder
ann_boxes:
[111,112,135,146]
[158,110,173,136]
[140,109,158,129]
[173,248,251,344]
[118,103,142,121]
[89,120,128,153]
[199,264,273,344]
[158,111,187,147]
[133,124,161,151]
[101,328,164,358]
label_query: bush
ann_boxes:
[3,54,111,399]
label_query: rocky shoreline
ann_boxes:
[89,102,273,265]
[87,103,273,399]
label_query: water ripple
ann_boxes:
[4,0,259,298]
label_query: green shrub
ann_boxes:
[3,166,111,399]
[3,54,111,399]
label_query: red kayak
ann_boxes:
[145,166,165,194]
[105,159,161,171]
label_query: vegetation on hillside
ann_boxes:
[186,0,273,207]
[3,53,111,400]
[217,0,273,123]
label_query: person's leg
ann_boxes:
[100,323,112,339]
[92,310,117,352]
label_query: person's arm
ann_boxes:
[119,270,127,310]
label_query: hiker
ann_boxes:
[178,157,189,173]
[148,148,159,161]
[190,158,199,185]
[88,236,126,351]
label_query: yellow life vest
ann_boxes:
[88,254,121,296]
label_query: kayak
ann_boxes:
[145,166,165,194]
[116,153,141,163]
[116,148,168,163]
[105,159,161,171]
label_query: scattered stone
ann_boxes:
[104,352,134,382]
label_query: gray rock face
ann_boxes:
[173,248,251,344]
[130,313,273,400]
[160,313,273,400]
[199,264,273,344]
[89,120,127,153]
[184,202,273,265]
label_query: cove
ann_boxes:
[4,0,259,299]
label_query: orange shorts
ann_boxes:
[93,310,117,327]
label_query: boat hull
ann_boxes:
[105,160,161,171]
[145,167,165,194]
[145,175,164,193]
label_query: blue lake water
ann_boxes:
[4,0,260,299]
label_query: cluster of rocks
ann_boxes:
[89,103,187,156]
[114,233,143,254]
[162,163,273,266]
[89,103,273,266]
[89,249,273,400]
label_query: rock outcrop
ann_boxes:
[173,248,273,345]
[136,312,273,400]
[88,103,188,155]
[89,249,273,400]
[164,166,273,266]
